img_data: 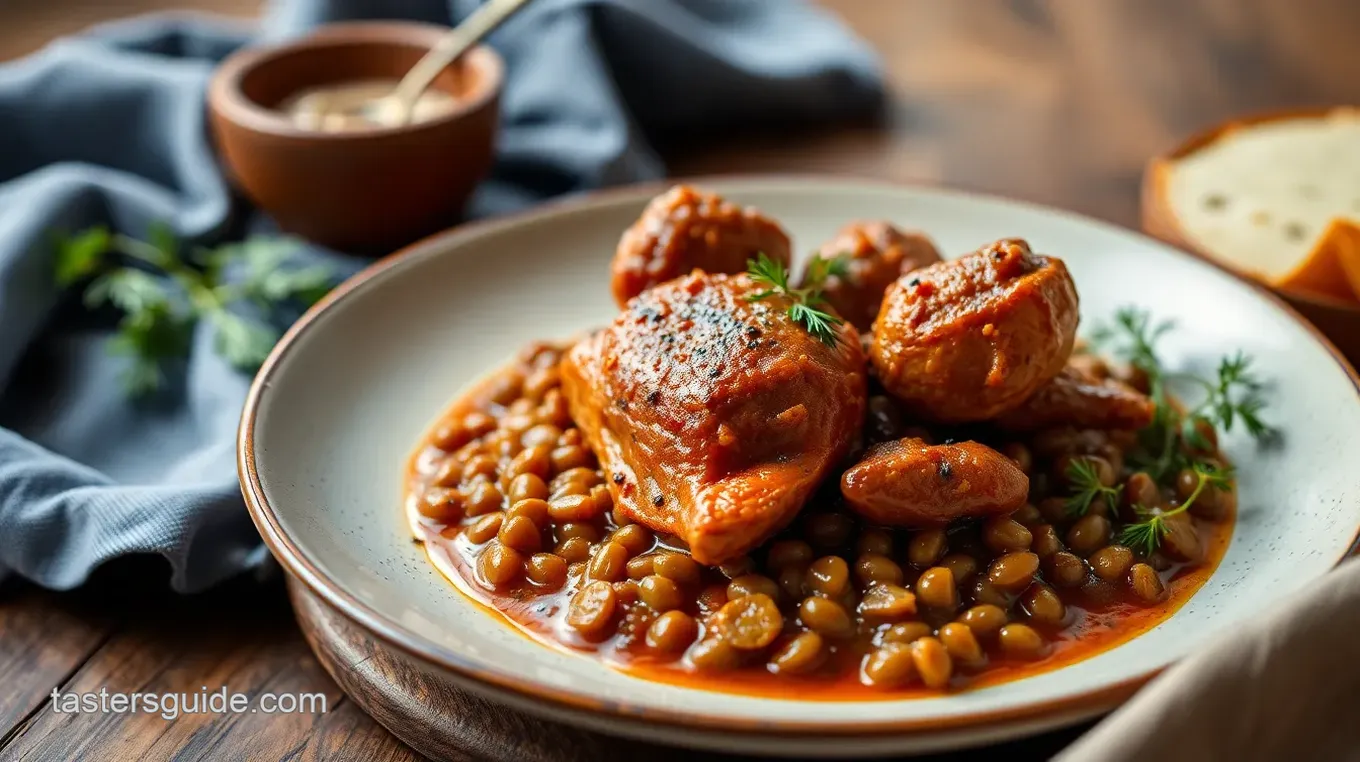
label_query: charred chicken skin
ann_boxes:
[840,437,1030,527]
[996,363,1156,432]
[806,221,943,331]
[562,271,867,565]
[871,239,1079,423]
[610,185,792,308]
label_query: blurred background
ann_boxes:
[1,0,257,58]
[7,0,1356,228]
[1,1,258,59]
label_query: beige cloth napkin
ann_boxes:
[1056,556,1360,762]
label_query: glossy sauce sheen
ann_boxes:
[406,354,1234,699]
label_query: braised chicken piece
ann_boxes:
[562,271,866,565]
[996,363,1156,432]
[871,239,1079,423]
[610,185,792,308]
[806,221,943,331]
[840,437,1029,527]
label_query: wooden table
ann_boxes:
[2,1,1358,759]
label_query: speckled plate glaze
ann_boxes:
[239,177,1360,757]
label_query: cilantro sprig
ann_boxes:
[1116,462,1235,555]
[745,253,848,346]
[54,224,333,396]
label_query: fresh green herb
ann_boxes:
[1116,462,1234,555]
[1063,457,1121,518]
[54,225,332,396]
[1089,307,1174,378]
[745,253,847,346]
[808,251,852,282]
[1091,306,1272,480]
[1182,352,1270,446]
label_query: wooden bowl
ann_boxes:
[1141,108,1360,363]
[208,22,502,252]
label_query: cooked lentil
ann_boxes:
[406,342,1234,696]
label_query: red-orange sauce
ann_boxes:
[405,350,1234,698]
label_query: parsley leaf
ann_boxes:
[209,310,281,370]
[54,226,112,286]
[106,304,194,396]
[52,226,333,396]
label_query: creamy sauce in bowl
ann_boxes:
[277,78,460,132]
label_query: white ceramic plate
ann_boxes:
[240,177,1360,757]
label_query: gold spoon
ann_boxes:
[362,0,533,126]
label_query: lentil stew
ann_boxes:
[405,344,1233,697]
[402,188,1249,697]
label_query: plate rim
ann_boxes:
[237,174,1360,738]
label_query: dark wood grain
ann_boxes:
[672,0,1360,229]
[0,566,412,762]
[0,586,114,744]
[2,0,1359,760]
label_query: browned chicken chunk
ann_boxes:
[996,364,1156,432]
[610,185,792,308]
[840,438,1029,527]
[563,271,867,565]
[806,221,943,331]
[871,239,1079,423]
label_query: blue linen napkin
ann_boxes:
[0,0,882,591]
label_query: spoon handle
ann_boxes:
[392,0,533,123]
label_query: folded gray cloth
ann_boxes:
[0,0,882,592]
[1057,556,1360,762]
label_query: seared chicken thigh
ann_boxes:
[871,239,1079,423]
[562,272,866,565]
[610,186,792,308]
[806,221,942,331]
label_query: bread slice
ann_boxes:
[1144,108,1360,303]
[1284,217,1360,302]
[1328,218,1360,299]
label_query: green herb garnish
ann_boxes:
[1116,461,1234,555]
[1063,457,1121,518]
[54,224,332,396]
[745,252,847,346]
[1182,352,1270,448]
[1091,306,1272,480]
